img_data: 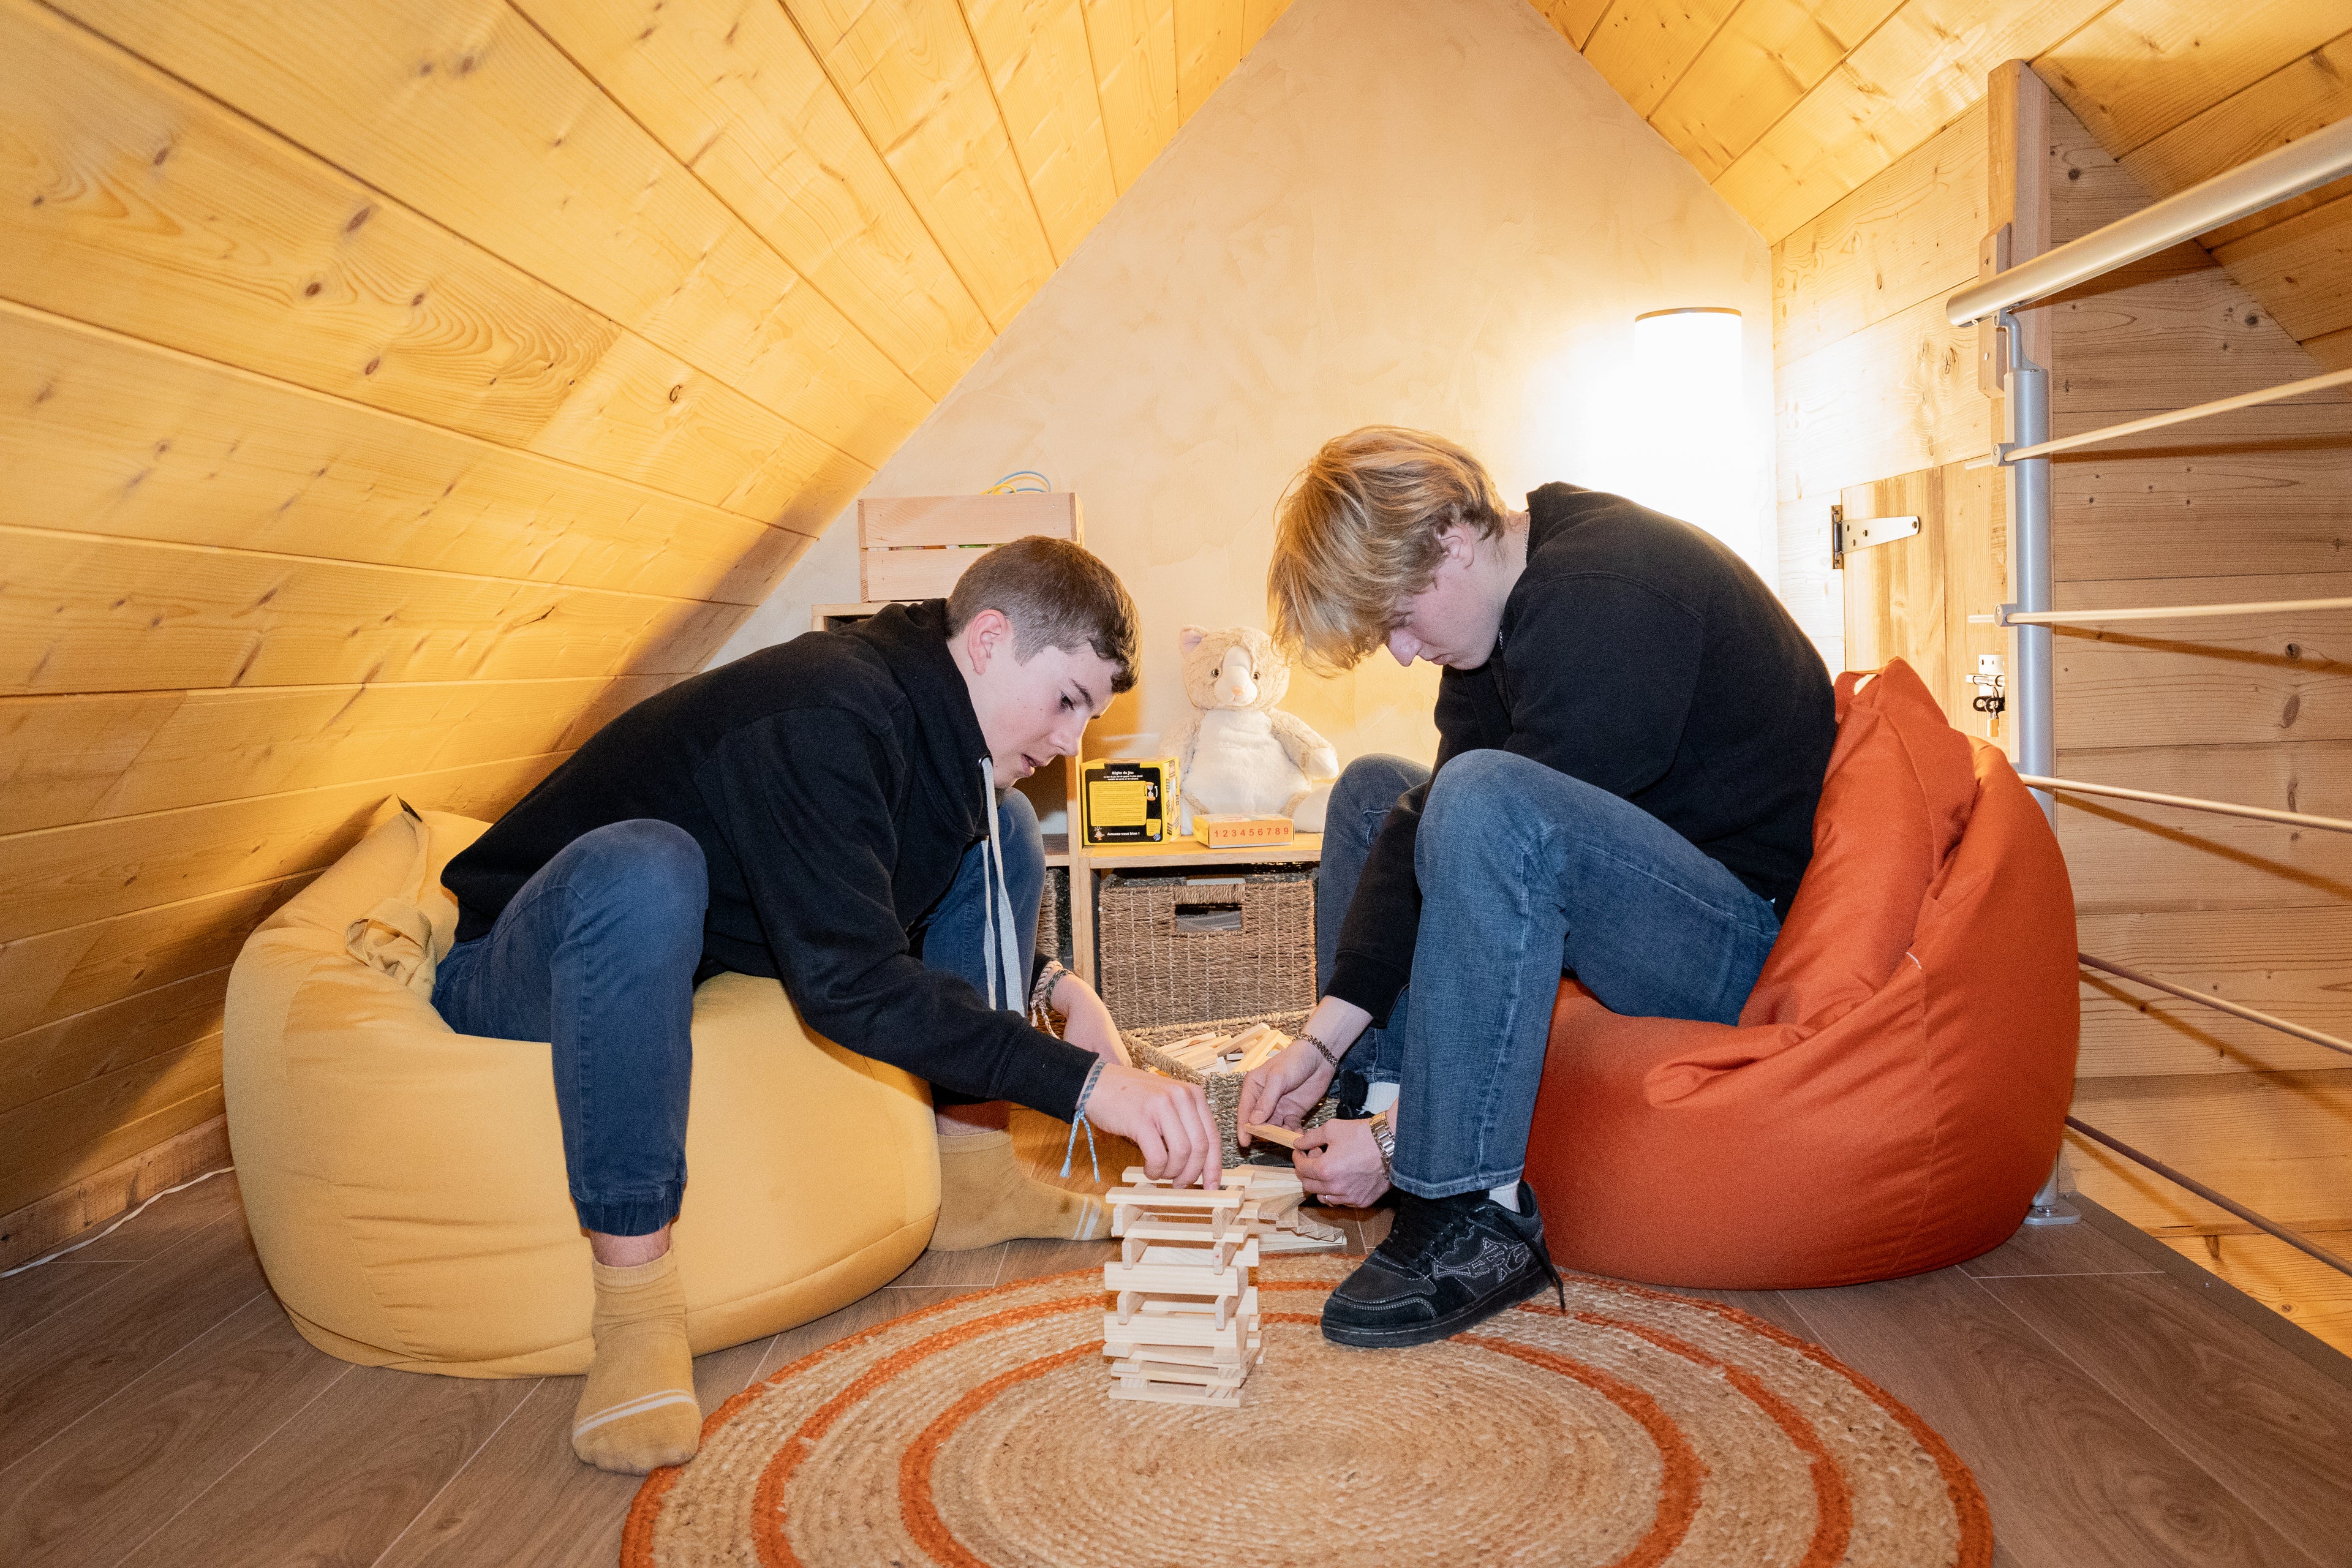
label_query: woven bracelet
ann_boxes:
[1029,959,1069,1024]
[1060,1057,1106,1180]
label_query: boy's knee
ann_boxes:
[1332,753,1425,818]
[1420,750,1534,848]
[582,820,707,918]
[995,786,1044,873]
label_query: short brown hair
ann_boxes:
[1268,426,1506,671]
[947,535,1140,693]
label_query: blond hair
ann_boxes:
[1267,426,1506,671]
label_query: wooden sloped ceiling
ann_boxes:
[1536,0,2352,367]
[0,0,1294,1248]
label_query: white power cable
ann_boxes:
[0,1165,235,1278]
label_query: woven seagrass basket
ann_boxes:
[1095,869,1314,1032]
[1036,865,1072,969]
[1123,1011,1332,1169]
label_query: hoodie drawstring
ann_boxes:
[983,759,1101,1183]
[978,758,1023,1014]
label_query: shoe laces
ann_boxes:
[1376,1191,1480,1265]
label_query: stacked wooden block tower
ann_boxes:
[1102,1166,1267,1409]
[1099,1162,1341,1408]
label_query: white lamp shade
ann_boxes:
[1627,307,1746,542]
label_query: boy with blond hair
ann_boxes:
[1240,429,1834,1346]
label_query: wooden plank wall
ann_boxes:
[0,0,1289,1259]
[1779,56,2351,1350]
[1778,51,2352,1354]
[1770,95,2002,739]
[2033,83,2352,1351]
[1536,0,2352,274]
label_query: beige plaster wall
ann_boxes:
[710,0,1774,809]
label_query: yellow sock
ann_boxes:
[571,1251,699,1474]
[932,1129,1107,1250]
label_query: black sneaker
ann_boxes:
[1321,1183,1564,1349]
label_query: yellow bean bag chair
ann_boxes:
[224,800,940,1377]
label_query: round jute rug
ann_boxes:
[624,1257,1991,1568]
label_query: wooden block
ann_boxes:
[1101,1325,1251,1363]
[1108,1175,1249,1209]
[1254,1226,1345,1256]
[1101,1297,1257,1352]
[1109,1355,1246,1388]
[1108,1380,1242,1408]
[1242,1121,1300,1150]
[1101,1335,1259,1372]
[1193,813,1294,850]
[1102,1257,1248,1297]
[1117,1217,1255,1268]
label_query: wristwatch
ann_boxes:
[1366,1109,1396,1182]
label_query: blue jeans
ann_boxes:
[432,793,1044,1235]
[1319,750,1782,1200]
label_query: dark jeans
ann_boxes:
[1317,751,1781,1200]
[432,793,1044,1235]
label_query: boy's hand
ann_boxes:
[1080,1064,1221,1189]
[1236,1042,1333,1142]
[1294,1118,1390,1207]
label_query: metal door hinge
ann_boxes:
[1829,506,1923,570]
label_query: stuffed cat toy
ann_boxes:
[1159,625,1340,832]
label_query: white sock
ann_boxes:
[1363,1080,1400,1114]
[1487,1182,1523,1213]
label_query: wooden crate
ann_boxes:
[857,492,1082,602]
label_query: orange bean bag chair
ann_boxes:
[1523,658,2077,1289]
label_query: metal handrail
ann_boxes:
[1997,596,2352,626]
[1948,113,2352,325]
[2021,775,2352,835]
[2079,954,2352,1062]
[1945,81,2352,1251]
[1974,366,2352,465]
[2065,1117,2352,1281]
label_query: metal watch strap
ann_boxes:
[1368,1109,1396,1181]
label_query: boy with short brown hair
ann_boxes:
[439,536,1219,1472]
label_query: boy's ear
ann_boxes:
[1178,624,1208,656]
[963,606,1013,670]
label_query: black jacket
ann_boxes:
[1325,484,1838,1024]
[443,601,1098,1118]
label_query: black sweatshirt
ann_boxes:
[1325,484,1838,1025]
[443,601,1099,1119]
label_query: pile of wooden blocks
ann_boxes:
[1150,1020,1290,1076]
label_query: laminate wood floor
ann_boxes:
[3,1159,2348,1567]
